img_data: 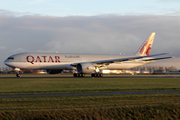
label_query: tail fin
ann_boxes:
[135,32,155,56]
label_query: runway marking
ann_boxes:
[0,91,180,98]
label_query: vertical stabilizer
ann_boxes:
[135,32,155,56]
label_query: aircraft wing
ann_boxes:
[142,56,173,61]
[92,53,170,65]
[71,53,171,67]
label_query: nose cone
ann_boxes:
[4,56,15,68]
[4,59,11,67]
[4,60,7,65]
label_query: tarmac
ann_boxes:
[1,75,180,79]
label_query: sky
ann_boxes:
[0,0,180,68]
[1,0,180,16]
[0,0,180,17]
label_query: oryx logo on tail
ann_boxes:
[135,32,155,56]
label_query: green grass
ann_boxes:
[0,74,180,119]
[0,75,180,95]
[0,94,180,119]
[1,105,180,120]
[0,94,180,111]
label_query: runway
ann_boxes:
[0,91,180,98]
[1,75,180,79]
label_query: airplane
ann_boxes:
[4,32,172,77]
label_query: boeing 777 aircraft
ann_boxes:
[4,32,172,77]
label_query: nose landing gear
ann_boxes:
[16,73,21,77]
[14,68,21,77]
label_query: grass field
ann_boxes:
[0,74,180,95]
[0,74,180,119]
[0,94,180,119]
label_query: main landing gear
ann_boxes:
[91,73,103,77]
[73,73,85,77]
[73,73,103,77]
[91,68,103,77]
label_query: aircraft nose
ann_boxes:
[4,60,15,68]
[4,57,14,67]
[4,59,9,66]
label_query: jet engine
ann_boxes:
[76,63,94,74]
[46,69,63,74]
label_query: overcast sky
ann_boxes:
[0,0,180,68]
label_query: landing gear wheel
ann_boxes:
[16,74,21,77]
[73,73,77,77]
[73,73,85,77]
[91,73,103,77]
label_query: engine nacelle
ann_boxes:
[46,69,63,74]
[76,63,94,74]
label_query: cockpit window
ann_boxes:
[7,57,14,60]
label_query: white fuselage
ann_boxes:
[4,53,154,70]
